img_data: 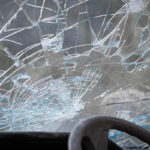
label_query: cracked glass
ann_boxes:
[0,0,150,148]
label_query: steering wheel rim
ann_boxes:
[68,116,150,150]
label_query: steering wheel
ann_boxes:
[68,116,150,150]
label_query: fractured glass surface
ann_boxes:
[0,0,150,148]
